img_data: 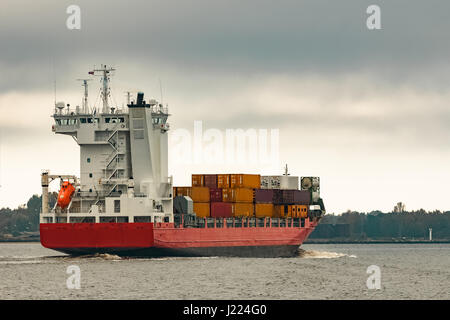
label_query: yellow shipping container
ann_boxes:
[190,187,210,202]
[194,202,210,218]
[175,186,192,197]
[232,203,254,217]
[217,174,230,188]
[192,174,204,187]
[222,188,232,202]
[297,205,308,218]
[230,188,254,203]
[274,205,293,218]
[255,203,274,218]
[230,174,261,189]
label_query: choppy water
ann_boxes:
[0,242,449,299]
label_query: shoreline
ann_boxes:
[304,239,450,244]
[1,238,450,244]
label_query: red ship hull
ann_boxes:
[40,219,318,257]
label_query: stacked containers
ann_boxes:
[176,173,312,219]
[190,184,210,217]
[230,174,260,217]
[254,189,275,217]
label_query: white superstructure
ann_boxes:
[40,65,173,224]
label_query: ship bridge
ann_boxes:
[41,65,173,224]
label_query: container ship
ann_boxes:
[39,65,325,257]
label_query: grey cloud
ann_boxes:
[1,0,450,93]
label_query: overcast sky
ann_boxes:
[0,0,449,213]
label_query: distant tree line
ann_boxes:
[1,194,449,240]
[310,210,450,240]
[0,193,57,237]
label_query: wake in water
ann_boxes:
[74,253,123,260]
[298,249,357,259]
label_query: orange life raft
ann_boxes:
[57,181,75,209]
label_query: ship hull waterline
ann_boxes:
[40,222,317,258]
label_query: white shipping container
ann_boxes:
[260,176,271,189]
[261,175,299,190]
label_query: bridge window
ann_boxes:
[69,217,95,223]
[105,117,111,123]
[134,216,151,223]
[80,118,87,123]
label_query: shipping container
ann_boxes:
[173,196,194,214]
[193,202,210,218]
[209,188,223,202]
[273,190,293,204]
[190,187,210,202]
[274,204,292,218]
[217,174,230,188]
[174,186,192,197]
[210,202,232,218]
[232,203,254,217]
[293,190,310,205]
[270,176,299,189]
[254,189,274,203]
[255,203,274,218]
[204,174,218,188]
[222,188,232,202]
[260,176,270,189]
[230,188,254,203]
[297,205,308,218]
[230,174,260,189]
[191,174,204,187]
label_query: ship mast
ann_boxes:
[89,64,115,113]
[77,79,92,113]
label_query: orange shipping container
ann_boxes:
[255,203,274,218]
[232,203,254,217]
[191,174,204,187]
[297,205,308,218]
[190,187,210,202]
[175,186,192,197]
[222,188,232,202]
[194,202,210,218]
[217,174,230,188]
[230,188,254,203]
[230,174,261,189]
[274,205,293,218]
